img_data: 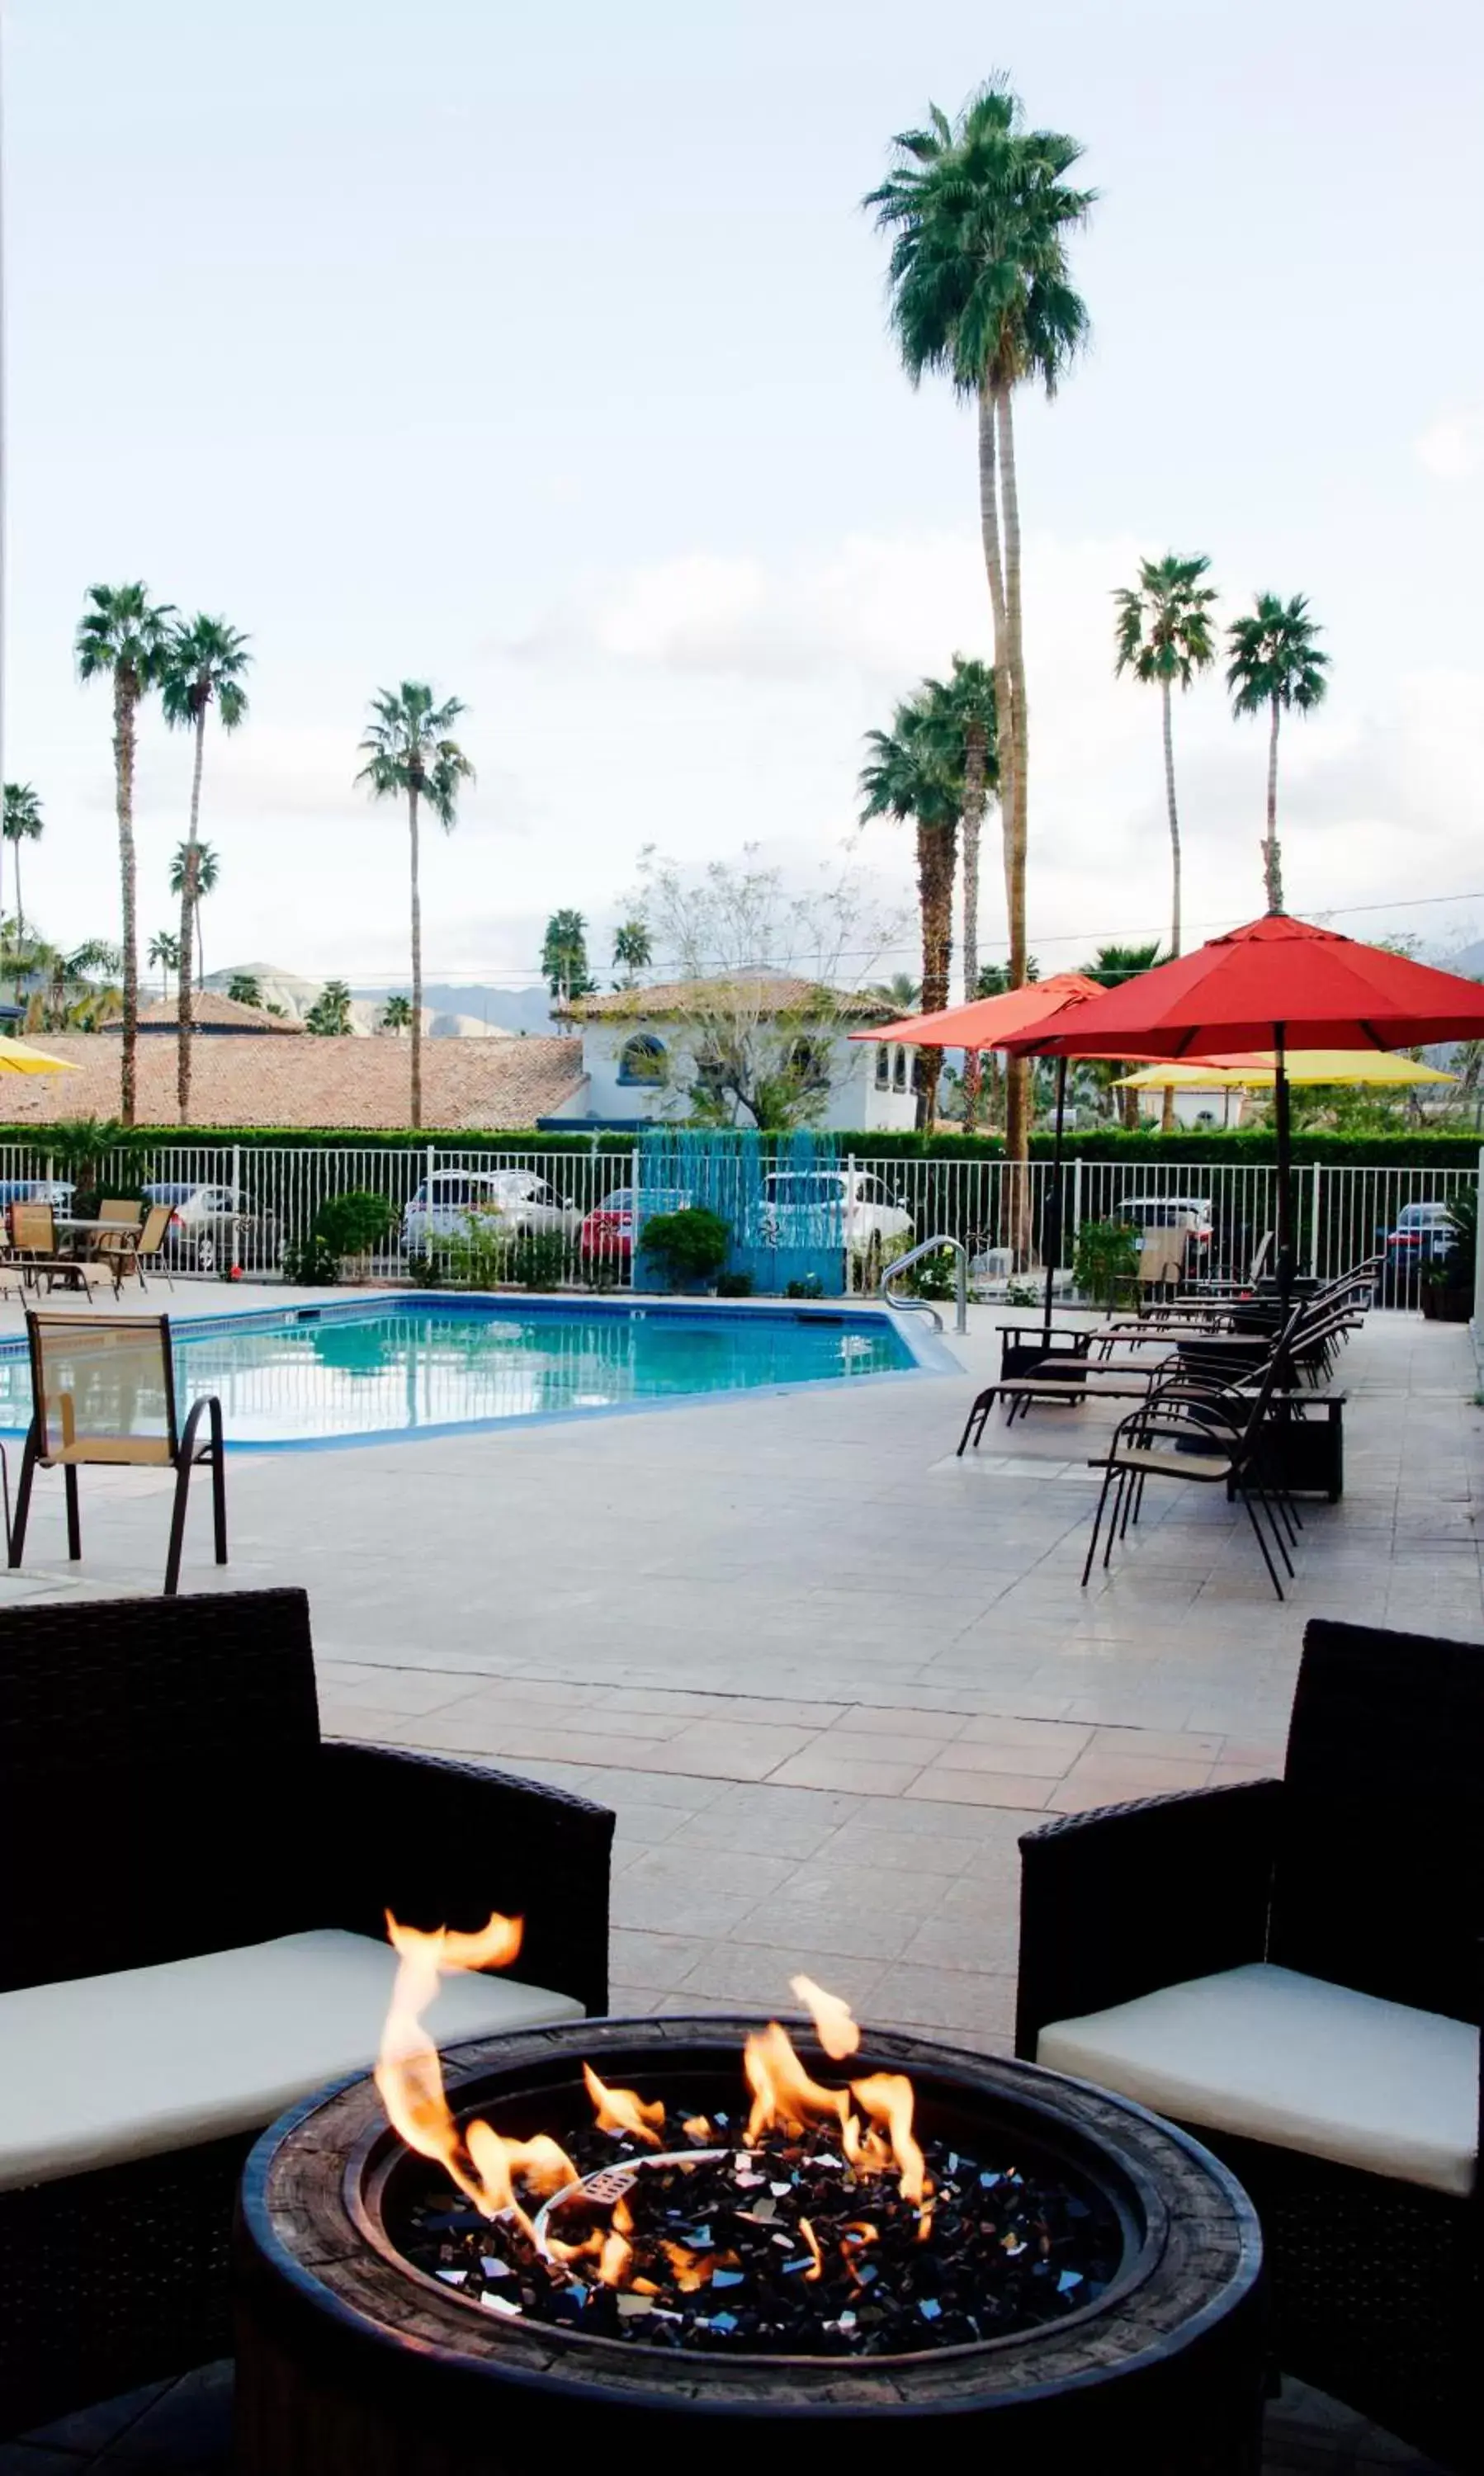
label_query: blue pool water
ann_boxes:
[0,1298,920,1448]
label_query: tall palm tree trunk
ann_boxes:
[976,381,1016,914]
[12,843,21,952]
[915,817,957,1128]
[196,896,205,990]
[1160,675,1180,1132]
[1263,693,1283,913]
[960,725,987,1127]
[997,385,1033,1258]
[177,703,206,1121]
[114,673,139,1127]
[409,782,423,1130]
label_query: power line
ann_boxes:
[253,886,1484,988]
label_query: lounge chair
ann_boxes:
[1014,1616,1481,2468]
[1082,1334,1302,1598]
[7,1311,226,1595]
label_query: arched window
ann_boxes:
[618,1032,668,1087]
[787,1038,829,1094]
[874,1043,891,1089]
[892,1046,908,1091]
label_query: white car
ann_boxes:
[402,1170,579,1256]
[1118,1193,1214,1261]
[757,1169,914,1265]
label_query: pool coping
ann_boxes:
[0,1290,963,1453]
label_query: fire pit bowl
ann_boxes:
[235,2016,1264,2475]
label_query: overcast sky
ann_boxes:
[6,0,1482,992]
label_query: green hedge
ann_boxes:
[0,1123,1475,1169]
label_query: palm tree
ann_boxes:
[612,918,653,987]
[169,841,220,989]
[864,971,921,1014]
[860,696,957,1125]
[919,656,998,1122]
[1082,940,1162,1128]
[867,81,1094,1173]
[29,938,122,1033]
[1226,593,1330,914]
[149,928,181,1001]
[305,978,355,1036]
[380,993,414,1034]
[74,584,176,1124]
[161,615,251,1121]
[228,971,262,1008]
[2,783,44,952]
[356,683,475,1129]
[1113,555,1217,961]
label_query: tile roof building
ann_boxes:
[0,1032,586,1132]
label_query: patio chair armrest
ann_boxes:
[1014,1778,1282,2058]
[315,1740,616,2016]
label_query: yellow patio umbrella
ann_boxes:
[1114,1051,1458,1090]
[0,1040,81,1074]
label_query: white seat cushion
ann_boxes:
[1037,1962,1477,2199]
[0,1928,584,2191]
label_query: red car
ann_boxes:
[578,1188,690,1269]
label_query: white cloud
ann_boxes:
[1415,411,1482,481]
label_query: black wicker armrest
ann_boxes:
[1014,1778,1281,2061]
[315,1740,616,2017]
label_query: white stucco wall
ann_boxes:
[547,1021,917,1131]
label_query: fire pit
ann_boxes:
[237,1993,1264,2473]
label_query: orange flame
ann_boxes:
[598,2193,635,2286]
[583,2060,664,2147]
[374,1908,579,2230]
[848,2072,928,2206]
[791,1975,861,2062]
[798,2215,824,2281]
[744,2020,851,2142]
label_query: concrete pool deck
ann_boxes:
[2,1281,1479,2062]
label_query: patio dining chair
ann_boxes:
[88,1203,176,1296]
[97,1197,144,1225]
[6,1311,225,1595]
[1083,1333,1301,1598]
[6,1202,92,1300]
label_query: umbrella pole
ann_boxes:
[1043,1054,1067,1344]
[1273,1024,1293,1301]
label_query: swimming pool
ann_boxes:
[0,1297,930,1448]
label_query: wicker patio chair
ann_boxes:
[7,1201,92,1299]
[0,1585,617,2438]
[6,1311,226,1594]
[1014,1616,1481,2470]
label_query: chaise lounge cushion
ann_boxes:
[0,1928,584,2192]
[1037,1961,1478,2199]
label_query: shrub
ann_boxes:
[904,1244,960,1302]
[281,1233,339,1286]
[314,1190,396,1259]
[437,1217,571,1292]
[640,1207,730,1287]
[716,1269,754,1297]
[1073,1217,1140,1310]
[1430,1188,1477,1291]
[785,1273,825,1301]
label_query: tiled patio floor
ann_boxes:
[0,1291,1472,2471]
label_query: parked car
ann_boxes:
[577,1188,692,1271]
[0,1179,75,1217]
[143,1182,280,1274]
[402,1170,579,1258]
[1116,1193,1214,1263]
[757,1169,914,1270]
[1382,1199,1456,1298]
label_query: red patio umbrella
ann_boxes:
[855,973,1131,1340]
[1000,913,1484,1292]
[849,971,1105,1053]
